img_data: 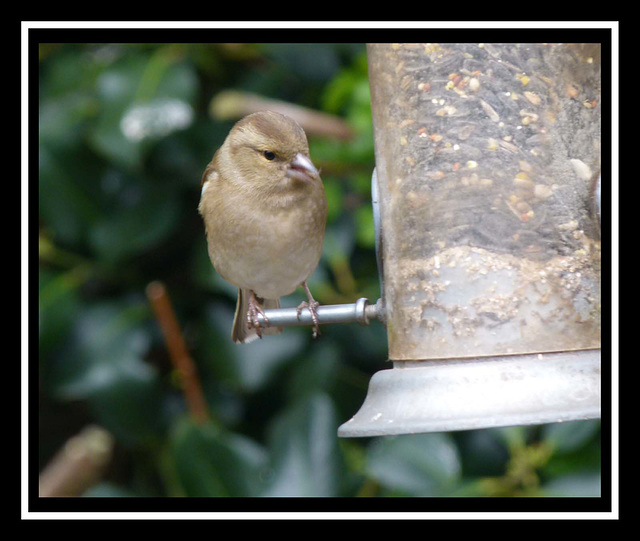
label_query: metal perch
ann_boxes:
[256,297,384,329]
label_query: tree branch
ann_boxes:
[146,281,210,424]
[39,425,114,497]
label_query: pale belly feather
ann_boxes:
[205,186,325,299]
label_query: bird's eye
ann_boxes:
[263,150,276,161]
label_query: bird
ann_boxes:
[198,111,327,344]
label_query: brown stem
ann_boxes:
[146,281,209,424]
[209,90,355,141]
[39,425,114,497]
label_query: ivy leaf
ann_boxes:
[42,301,165,445]
[170,417,269,497]
[263,393,343,497]
[365,433,461,496]
[543,420,601,454]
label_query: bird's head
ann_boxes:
[227,111,320,189]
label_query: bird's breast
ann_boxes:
[203,181,326,299]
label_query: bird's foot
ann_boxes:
[297,282,321,338]
[247,291,268,339]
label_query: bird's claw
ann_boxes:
[247,293,268,339]
[296,299,321,339]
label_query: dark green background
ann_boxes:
[37,41,601,500]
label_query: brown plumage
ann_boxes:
[198,111,327,343]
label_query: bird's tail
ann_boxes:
[232,288,282,344]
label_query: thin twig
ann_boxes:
[209,90,355,141]
[39,425,114,497]
[146,281,210,424]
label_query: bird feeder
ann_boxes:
[337,42,602,437]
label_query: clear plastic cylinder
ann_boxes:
[368,43,601,361]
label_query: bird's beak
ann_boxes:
[286,153,319,183]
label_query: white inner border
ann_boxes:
[22,20,619,521]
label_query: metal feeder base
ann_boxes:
[338,350,600,437]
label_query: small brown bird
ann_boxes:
[198,111,327,343]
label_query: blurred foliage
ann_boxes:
[37,42,601,499]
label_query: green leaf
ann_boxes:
[365,433,461,496]
[287,342,341,402]
[322,69,358,114]
[39,268,84,360]
[453,429,510,477]
[88,180,181,264]
[232,328,307,393]
[260,43,340,84]
[44,302,147,396]
[322,215,356,267]
[83,482,140,497]
[39,144,105,246]
[42,301,165,445]
[542,473,601,497]
[199,302,307,392]
[355,204,375,248]
[39,93,96,150]
[170,417,268,497]
[89,52,198,169]
[542,420,601,454]
[86,362,165,446]
[39,46,99,97]
[90,112,143,170]
[322,177,344,224]
[263,393,343,497]
[321,51,368,114]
